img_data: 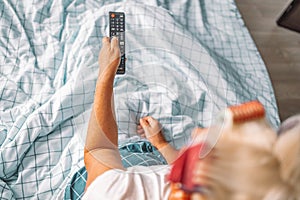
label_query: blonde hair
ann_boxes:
[199,109,300,200]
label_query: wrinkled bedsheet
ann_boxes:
[0,0,280,199]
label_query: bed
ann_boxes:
[0,0,280,199]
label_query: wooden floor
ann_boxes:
[235,0,300,121]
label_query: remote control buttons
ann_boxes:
[109,11,125,74]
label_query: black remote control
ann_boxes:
[109,11,125,74]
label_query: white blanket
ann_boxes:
[0,0,280,199]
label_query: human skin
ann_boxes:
[84,37,124,190]
[84,37,211,195]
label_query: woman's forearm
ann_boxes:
[155,142,179,164]
[84,37,123,190]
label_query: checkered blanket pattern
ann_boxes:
[64,141,167,200]
[0,0,280,199]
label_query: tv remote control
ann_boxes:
[109,11,125,74]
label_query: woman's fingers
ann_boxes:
[136,125,145,135]
[139,117,163,137]
[102,37,110,47]
[110,36,119,49]
[139,117,150,128]
[138,117,167,148]
[101,36,120,55]
[139,116,156,128]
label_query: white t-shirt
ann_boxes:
[83,165,171,200]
